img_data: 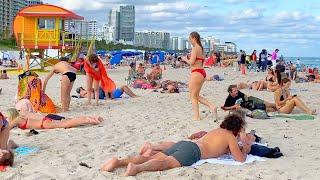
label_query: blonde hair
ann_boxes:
[6,108,20,123]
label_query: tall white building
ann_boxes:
[64,20,97,40]
[106,8,120,42]
[134,31,170,49]
[170,37,179,50]
[203,36,220,52]
[177,37,187,50]
[225,42,237,53]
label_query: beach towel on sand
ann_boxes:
[191,154,265,167]
[17,76,56,113]
[15,146,39,156]
[84,59,116,93]
[272,114,315,120]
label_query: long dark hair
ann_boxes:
[190,32,203,51]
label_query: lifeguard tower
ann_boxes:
[13,4,86,70]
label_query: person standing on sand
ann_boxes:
[42,57,77,112]
[271,49,279,67]
[181,32,217,121]
[84,54,116,106]
[101,113,249,176]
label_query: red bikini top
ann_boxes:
[196,57,205,63]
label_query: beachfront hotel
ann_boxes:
[134,31,170,49]
[105,5,135,44]
[0,0,43,39]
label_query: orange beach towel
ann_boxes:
[84,59,116,93]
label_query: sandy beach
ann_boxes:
[1,66,320,179]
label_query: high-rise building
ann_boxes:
[177,37,187,50]
[26,0,43,6]
[134,31,170,49]
[1,0,14,38]
[225,42,237,53]
[64,20,97,40]
[13,0,28,15]
[106,8,120,42]
[119,5,135,42]
[170,37,179,50]
[203,36,220,52]
[1,0,42,39]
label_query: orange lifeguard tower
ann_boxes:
[13,4,84,70]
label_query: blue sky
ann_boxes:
[45,0,320,57]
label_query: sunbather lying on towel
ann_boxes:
[101,112,249,176]
[139,130,282,159]
[5,108,103,130]
[76,85,139,99]
[222,85,277,112]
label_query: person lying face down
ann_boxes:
[101,112,249,176]
[0,112,14,166]
[76,85,139,100]
[5,108,103,130]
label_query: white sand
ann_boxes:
[1,66,320,179]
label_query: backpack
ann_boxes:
[249,109,269,119]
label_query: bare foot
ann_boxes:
[139,142,151,155]
[210,106,218,121]
[310,110,317,115]
[101,157,119,172]
[141,148,153,157]
[124,163,139,176]
[193,116,201,121]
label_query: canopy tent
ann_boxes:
[110,54,122,65]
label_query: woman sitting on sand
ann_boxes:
[254,68,279,91]
[0,70,9,79]
[0,112,16,166]
[274,78,316,115]
[5,108,103,130]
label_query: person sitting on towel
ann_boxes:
[101,112,249,176]
[222,85,277,112]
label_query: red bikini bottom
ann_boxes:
[191,69,206,78]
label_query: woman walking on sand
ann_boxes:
[182,32,217,121]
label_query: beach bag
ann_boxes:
[250,109,269,119]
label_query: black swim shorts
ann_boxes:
[164,141,201,166]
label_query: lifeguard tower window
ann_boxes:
[38,18,55,30]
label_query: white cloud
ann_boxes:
[230,8,263,21]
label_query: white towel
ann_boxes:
[191,154,265,167]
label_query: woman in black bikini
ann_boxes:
[182,32,217,121]
[274,78,316,115]
[42,57,77,112]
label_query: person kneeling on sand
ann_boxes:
[222,85,277,112]
[101,113,249,176]
[76,85,139,100]
[0,112,18,166]
[274,78,316,115]
[5,108,103,130]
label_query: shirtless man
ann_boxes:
[43,57,77,112]
[101,113,249,176]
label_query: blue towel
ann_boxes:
[15,146,39,156]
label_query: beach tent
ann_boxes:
[110,54,122,65]
[97,50,107,57]
[151,55,159,64]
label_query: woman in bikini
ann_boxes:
[274,78,316,115]
[5,108,103,130]
[182,32,217,121]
